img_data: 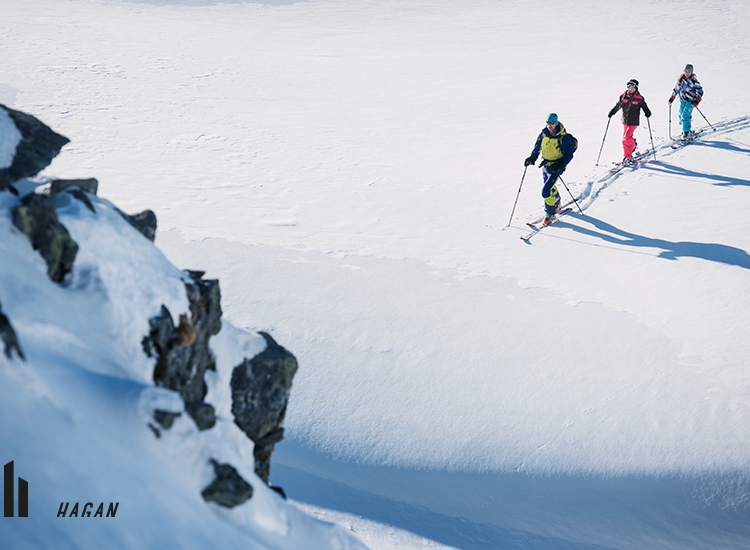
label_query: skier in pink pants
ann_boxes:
[608,79,652,165]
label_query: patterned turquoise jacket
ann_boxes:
[671,74,703,103]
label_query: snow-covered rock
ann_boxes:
[0,106,366,549]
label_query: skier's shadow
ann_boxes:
[566,213,750,270]
[643,161,750,187]
[691,138,750,155]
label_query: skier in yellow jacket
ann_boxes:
[524,113,575,225]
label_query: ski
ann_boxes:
[520,207,573,242]
[670,130,704,149]
[608,149,653,173]
[610,161,634,174]
[527,199,577,226]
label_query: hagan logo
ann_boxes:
[4,461,28,518]
[4,460,120,519]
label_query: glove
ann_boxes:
[668,95,675,105]
[524,155,537,167]
[546,160,564,172]
[692,97,701,107]
[607,109,616,118]
[692,102,698,107]
[644,109,652,118]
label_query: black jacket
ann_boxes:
[609,90,651,126]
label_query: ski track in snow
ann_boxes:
[574,115,750,213]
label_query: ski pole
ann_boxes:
[695,105,716,132]
[646,117,657,161]
[507,165,528,227]
[595,117,612,165]
[668,102,672,140]
[557,176,583,215]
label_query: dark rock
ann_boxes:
[146,273,222,431]
[63,188,96,213]
[148,409,183,438]
[201,459,253,508]
[144,305,174,356]
[185,271,222,337]
[0,301,25,361]
[153,409,182,430]
[230,332,298,483]
[252,428,286,485]
[50,178,99,196]
[149,306,199,399]
[11,193,78,283]
[49,179,98,213]
[0,104,70,191]
[142,267,296,487]
[270,485,287,500]
[184,402,216,431]
[115,207,157,242]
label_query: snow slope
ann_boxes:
[0,190,365,549]
[2,0,750,548]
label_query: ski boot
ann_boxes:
[543,201,561,226]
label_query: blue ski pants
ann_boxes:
[679,99,694,133]
[541,166,561,215]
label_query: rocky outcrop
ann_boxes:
[50,177,99,196]
[0,301,25,361]
[3,105,298,511]
[137,253,293,504]
[12,193,79,284]
[144,288,299,494]
[231,332,298,484]
[201,460,254,508]
[144,271,222,431]
[11,177,156,282]
[117,208,157,242]
[50,178,99,213]
[0,103,70,193]
[148,409,183,439]
[1,108,98,283]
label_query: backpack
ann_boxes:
[550,132,577,155]
[564,133,578,153]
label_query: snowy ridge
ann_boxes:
[0,190,365,549]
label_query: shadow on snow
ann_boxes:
[563,213,750,269]
[642,161,750,188]
[690,137,750,155]
[274,440,750,550]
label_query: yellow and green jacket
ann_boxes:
[530,123,575,166]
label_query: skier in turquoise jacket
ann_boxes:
[669,64,704,140]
